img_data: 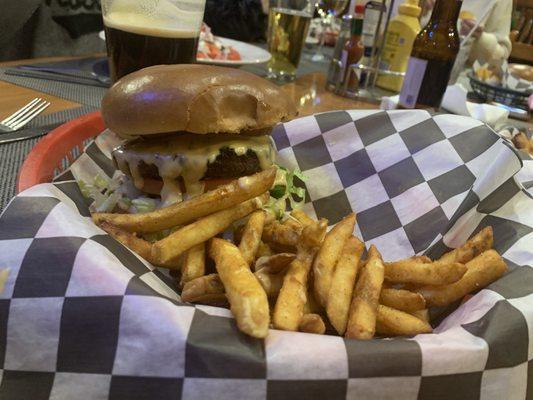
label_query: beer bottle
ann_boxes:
[399,0,462,110]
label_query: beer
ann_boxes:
[104,13,199,81]
[267,8,312,80]
[399,0,462,110]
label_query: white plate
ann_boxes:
[98,31,271,66]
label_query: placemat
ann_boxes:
[0,105,97,211]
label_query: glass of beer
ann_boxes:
[102,0,206,82]
[267,0,314,81]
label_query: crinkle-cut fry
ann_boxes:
[384,258,467,286]
[438,226,493,264]
[379,288,426,312]
[326,236,365,335]
[313,213,356,307]
[181,273,225,303]
[376,305,433,336]
[239,210,266,267]
[254,268,285,298]
[92,168,276,233]
[345,245,384,340]
[256,241,273,259]
[273,220,328,331]
[299,314,326,335]
[152,194,267,265]
[210,238,270,338]
[262,221,301,247]
[290,209,316,227]
[97,221,179,268]
[410,309,430,323]
[416,250,507,307]
[254,253,296,273]
[180,242,206,287]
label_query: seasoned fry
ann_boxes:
[254,253,296,273]
[97,221,177,268]
[417,250,507,307]
[410,309,430,323]
[345,245,384,339]
[326,236,365,335]
[254,268,285,298]
[376,305,433,336]
[290,209,315,227]
[181,274,225,302]
[379,288,426,312]
[152,194,267,265]
[385,256,431,269]
[92,168,276,233]
[304,286,324,315]
[384,259,467,286]
[210,238,270,338]
[262,221,301,247]
[299,314,326,335]
[180,242,206,287]
[313,213,357,307]
[282,217,303,231]
[273,220,328,331]
[256,241,273,259]
[239,211,266,266]
[439,226,493,264]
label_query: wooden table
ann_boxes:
[0,55,375,120]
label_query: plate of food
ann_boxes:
[98,23,271,66]
[5,65,533,399]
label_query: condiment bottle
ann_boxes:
[340,4,365,90]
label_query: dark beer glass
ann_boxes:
[102,0,206,82]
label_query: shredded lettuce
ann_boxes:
[131,198,158,214]
[264,164,307,220]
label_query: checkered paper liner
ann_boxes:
[0,110,532,400]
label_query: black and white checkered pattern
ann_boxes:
[0,110,531,400]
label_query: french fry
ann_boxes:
[262,221,301,247]
[345,245,384,340]
[376,305,432,336]
[256,241,273,259]
[290,209,315,227]
[417,250,507,307]
[254,253,295,273]
[384,258,467,286]
[152,194,267,265]
[254,268,285,298]
[326,236,365,335]
[210,238,270,338]
[181,273,224,302]
[282,217,303,231]
[273,220,328,331]
[438,226,493,264]
[180,242,206,287]
[385,256,431,269]
[299,314,326,335]
[410,309,430,323]
[239,211,266,266]
[304,286,324,315]
[92,167,276,233]
[97,221,179,268]
[379,288,426,312]
[313,213,357,307]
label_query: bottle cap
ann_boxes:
[399,0,421,18]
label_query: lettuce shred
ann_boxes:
[264,165,307,220]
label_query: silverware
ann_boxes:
[0,123,61,145]
[0,98,51,132]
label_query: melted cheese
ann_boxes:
[113,133,275,201]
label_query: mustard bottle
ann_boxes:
[376,0,421,92]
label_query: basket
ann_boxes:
[17,111,105,193]
[468,73,530,109]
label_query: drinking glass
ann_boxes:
[102,0,206,82]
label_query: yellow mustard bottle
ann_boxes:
[376,0,421,92]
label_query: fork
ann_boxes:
[0,98,51,132]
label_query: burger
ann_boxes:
[101,64,297,205]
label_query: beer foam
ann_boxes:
[104,0,204,38]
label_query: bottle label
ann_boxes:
[340,49,348,81]
[399,57,428,108]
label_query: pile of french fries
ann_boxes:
[92,167,507,339]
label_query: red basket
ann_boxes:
[17,111,105,193]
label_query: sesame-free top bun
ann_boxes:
[101,64,298,138]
